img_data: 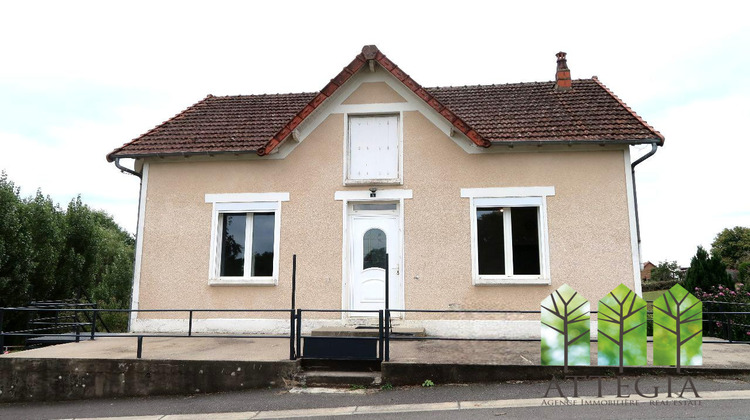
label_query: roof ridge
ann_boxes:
[210,92,318,99]
[591,77,665,145]
[106,94,216,162]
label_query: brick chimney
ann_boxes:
[555,52,572,91]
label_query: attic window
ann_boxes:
[346,115,401,185]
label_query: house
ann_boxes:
[107,46,664,337]
[641,261,656,282]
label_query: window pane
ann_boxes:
[511,207,540,275]
[220,213,246,277]
[477,208,505,275]
[251,213,275,277]
[363,228,387,269]
[353,203,398,211]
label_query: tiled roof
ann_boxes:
[107,92,316,161]
[426,78,663,143]
[107,46,663,162]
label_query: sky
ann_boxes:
[0,1,748,267]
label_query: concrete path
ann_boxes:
[4,336,749,368]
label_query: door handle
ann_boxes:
[394,263,400,275]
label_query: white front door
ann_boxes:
[349,206,402,314]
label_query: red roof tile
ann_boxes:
[426,78,664,144]
[107,46,663,162]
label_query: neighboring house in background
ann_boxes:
[107,46,664,337]
[641,261,656,282]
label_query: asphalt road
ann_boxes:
[2,375,750,419]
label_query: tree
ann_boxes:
[0,172,135,335]
[683,246,732,292]
[649,260,683,283]
[711,226,750,270]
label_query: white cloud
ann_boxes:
[638,93,750,266]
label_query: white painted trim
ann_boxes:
[286,65,478,157]
[336,190,412,320]
[624,148,642,296]
[335,189,413,200]
[463,186,554,286]
[460,186,555,198]
[206,194,288,286]
[129,162,149,330]
[205,192,290,203]
[130,317,553,339]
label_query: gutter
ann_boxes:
[630,142,659,247]
[114,158,142,178]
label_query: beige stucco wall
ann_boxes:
[342,82,406,104]
[135,82,636,321]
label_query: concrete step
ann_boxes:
[301,359,381,372]
[310,326,426,337]
[296,370,382,388]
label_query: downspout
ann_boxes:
[630,143,659,262]
[113,158,142,332]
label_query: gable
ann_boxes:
[342,82,407,105]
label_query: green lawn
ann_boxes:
[643,289,667,302]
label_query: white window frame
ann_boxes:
[344,113,403,186]
[205,193,289,286]
[461,187,554,286]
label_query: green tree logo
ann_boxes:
[597,284,647,372]
[653,284,703,372]
[541,284,590,371]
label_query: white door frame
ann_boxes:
[334,189,412,320]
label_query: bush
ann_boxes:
[694,283,750,341]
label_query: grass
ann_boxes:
[643,290,667,302]
[642,289,668,337]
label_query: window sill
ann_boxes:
[473,276,550,286]
[344,178,403,186]
[209,277,277,286]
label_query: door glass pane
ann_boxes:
[353,203,398,211]
[477,208,505,275]
[220,213,246,277]
[511,207,540,275]
[251,213,275,277]
[363,228,387,269]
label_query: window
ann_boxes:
[461,187,554,285]
[346,115,401,184]
[205,193,288,286]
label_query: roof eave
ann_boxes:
[488,138,663,147]
[107,149,259,162]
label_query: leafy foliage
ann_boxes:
[0,172,134,334]
[653,284,702,369]
[711,226,750,269]
[541,284,590,368]
[683,246,732,292]
[597,284,647,370]
[694,283,750,342]
[648,260,683,283]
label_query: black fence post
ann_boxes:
[296,309,302,359]
[385,309,390,362]
[188,310,193,337]
[74,310,80,343]
[90,309,96,341]
[0,309,5,353]
[290,254,297,360]
[378,310,384,361]
[137,336,143,359]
